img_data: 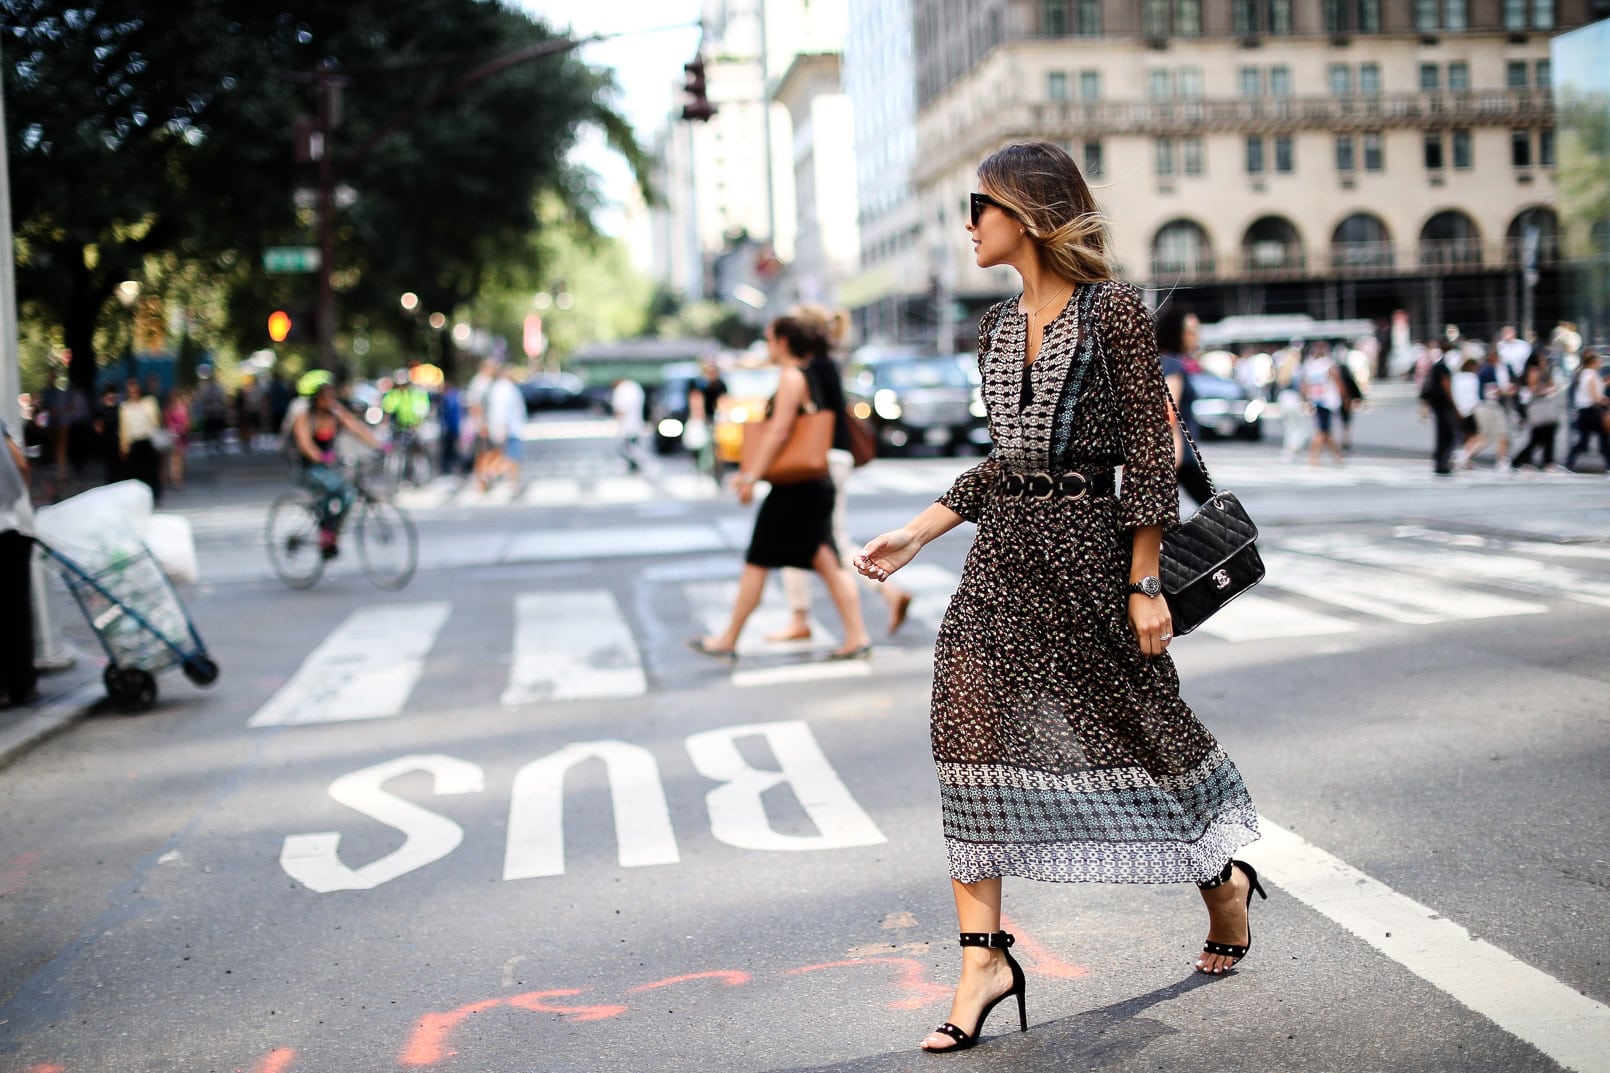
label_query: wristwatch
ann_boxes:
[1127,576,1162,598]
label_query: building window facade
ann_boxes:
[1153,220,1214,277]
[1360,63,1381,94]
[1083,140,1104,178]
[1240,67,1263,97]
[1080,70,1102,99]
[1420,63,1440,91]
[1324,1,1380,31]
[1246,135,1266,174]
[1270,65,1292,96]
[1075,0,1101,34]
[1330,64,1354,96]
[1179,67,1203,99]
[1533,0,1555,29]
[1156,136,1176,177]
[1143,0,1170,36]
[1337,133,1357,171]
[1448,62,1470,92]
[1183,135,1204,175]
[1333,213,1393,268]
[1149,69,1172,99]
[1042,0,1067,35]
[1364,131,1384,170]
[1507,60,1529,88]
[1275,134,1294,172]
[1512,129,1533,167]
[1452,128,1473,168]
[1536,60,1551,87]
[1047,71,1069,100]
[1424,131,1444,169]
[1540,128,1555,166]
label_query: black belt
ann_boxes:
[998,468,1115,500]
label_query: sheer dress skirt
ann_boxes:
[930,488,1258,885]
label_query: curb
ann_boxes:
[0,681,104,771]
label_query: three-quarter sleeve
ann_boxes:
[936,453,1001,523]
[1103,284,1180,532]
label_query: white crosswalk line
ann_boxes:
[1284,533,1610,609]
[684,579,834,659]
[1263,551,1549,624]
[505,524,727,562]
[248,603,452,727]
[1192,592,1359,642]
[521,478,582,506]
[502,590,646,704]
[593,476,656,503]
[884,562,959,629]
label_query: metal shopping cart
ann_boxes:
[39,542,219,712]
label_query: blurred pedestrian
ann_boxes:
[611,377,647,472]
[1,416,39,709]
[687,312,872,662]
[1301,343,1345,465]
[1155,304,1212,504]
[1419,348,1459,475]
[1468,350,1513,469]
[164,388,192,492]
[194,374,227,455]
[1275,342,1308,462]
[119,377,163,503]
[1565,351,1608,473]
[1450,356,1482,467]
[769,305,914,641]
[465,359,497,486]
[438,381,464,476]
[94,386,122,484]
[1334,348,1365,452]
[685,356,727,484]
[481,365,526,491]
[855,142,1262,1055]
[1511,349,1561,471]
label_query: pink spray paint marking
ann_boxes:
[251,1048,297,1073]
[627,970,752,993]
[399,989,628,1066]
[1001,913,1091,980]
[786,957,952,1010]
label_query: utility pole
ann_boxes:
[0,39,21,435]
[313,60,347,371]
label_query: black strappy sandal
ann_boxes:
[922,930,1028,1054]
[1196,859,1268,975]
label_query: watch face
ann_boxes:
[1133,576,1162,597]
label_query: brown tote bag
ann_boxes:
[741,406,835,484]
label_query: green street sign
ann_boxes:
[263,246,321,274]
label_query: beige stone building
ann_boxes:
[911,0,1607,341]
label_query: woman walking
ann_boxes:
[118,378,164,503]
[1564,350,1608,473]
[853,142,1262,1054]
[688,313,873,661]
[1511,349,1561,471]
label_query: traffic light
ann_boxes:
[268,309,294,343]
[682,57,716,122]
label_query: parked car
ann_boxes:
[712,364,780,468]
[843,352,989,456]
[648,362,700,454]
[1188,372,1265,440]
[519,372,592,413]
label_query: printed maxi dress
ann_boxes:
[933,281,1259,885]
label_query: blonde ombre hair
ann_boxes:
[977,141,1114,284]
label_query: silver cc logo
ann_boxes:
[1212,569,1232,590]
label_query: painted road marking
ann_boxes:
[685,579,836,661]
[1262,551,1549,625]
[1285,532,1610,610]
[1249,818,1610,1073]
[1193,591,1359,642]
[501,590,646,705]
[505,523,727,562]
[247,603,451,727]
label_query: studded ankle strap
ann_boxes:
[958,930,1015,949]
[1196,860,1235,890]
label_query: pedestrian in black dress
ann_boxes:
[688,313,873,661]
[854,141,1264,1054]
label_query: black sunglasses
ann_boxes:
[970,192,1010,227]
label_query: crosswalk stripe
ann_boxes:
[521,477,583,505]
[1192,592,1359,642]
[684,579,836,659]
[1263,551,1549,624]
[502,591,646,704]
[1284,533,1610,610]
[505,524,728,563]
[248,603,452,727]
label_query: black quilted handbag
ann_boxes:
[1159,403,1265,635]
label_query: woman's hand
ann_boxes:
[1129,594,1174,657]
[854,528,921,581]
[731,471,757,506]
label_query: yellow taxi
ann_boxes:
[712,363,780,467]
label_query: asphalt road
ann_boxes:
[2,399,1608,1073]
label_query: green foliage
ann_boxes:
[3,0,650,391]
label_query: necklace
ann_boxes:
[1021,284,1071,322]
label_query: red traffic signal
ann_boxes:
[267,309,293,343]
[682,57,716,122]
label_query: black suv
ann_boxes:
[843,352,989,456]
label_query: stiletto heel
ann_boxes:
[922,930,1028,1053]
[1196,859,1268,975]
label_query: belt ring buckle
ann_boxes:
[1061,471,1089,501]
[1003,473,1025,497]
[1028,473,1054,500]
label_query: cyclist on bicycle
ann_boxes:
[290,374,382,559]
[382,368,431,435]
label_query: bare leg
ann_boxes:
[811,543,871,654]
[702,564,770,652]
[921,878,1017,1051]
[768,568,813,641]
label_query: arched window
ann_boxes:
[1419,210,1482,268]
[1505,206,1558,266]
[1242,216,1304,273]
[1331,213,1393,269]
[1152,219,1214,279]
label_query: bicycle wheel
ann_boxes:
[266,493,326,589]
[356,496,417,590]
